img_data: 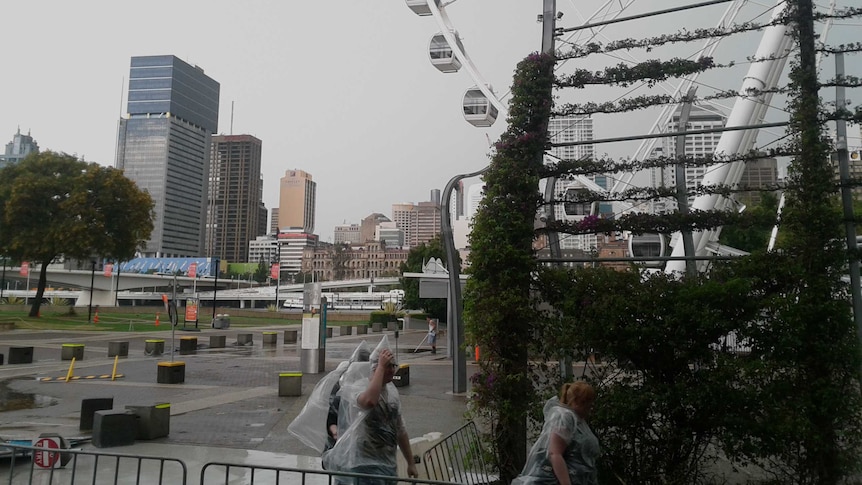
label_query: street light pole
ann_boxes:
[88,260,96,323]
[212,258,220,321]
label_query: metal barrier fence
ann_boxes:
[0,443,187,484]
[199,462,465,485]
[422,422,495,485]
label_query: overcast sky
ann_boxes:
[2,1,858,242]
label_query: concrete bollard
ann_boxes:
[284,329,298,344]
[372,322,383,332]
[209,335,226,348]
[145,339,164,356]
[340,325,353,336]
[125,403,170,440]
[92,410,138,448]
[262,332,278,346]
[278,372,302,397]
[179,337,197,355]
[237,333,253,346]
[8,346,33,364]
[157,361,185,384]
[107,341,129,358]
[80,398,114,431]
[61,344,85,361]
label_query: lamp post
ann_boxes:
[87,260,96,323]
[0,256,6,301]
[211,258,220,321]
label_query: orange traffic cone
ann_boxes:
[93,310,99,324]
[155,312,160,327]
[475,345,480,362]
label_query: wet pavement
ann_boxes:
[0,324,474,482]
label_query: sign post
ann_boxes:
[33,436,61,469]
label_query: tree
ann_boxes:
[253,258,269,283]
[464,52,554,483]
[398,236,452,319]
[0,151,154,317]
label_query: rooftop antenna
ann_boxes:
[230,101,234,135]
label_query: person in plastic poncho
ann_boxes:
[323,336,418,485]
[287,341,371,455]
[513,381,600,485]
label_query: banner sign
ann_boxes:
[188,262,197,278]
[19,261,29,276]
[271,263,279,280]
[185,298,198,322]
[103,263,113,277]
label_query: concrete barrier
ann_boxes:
[262,332,278,346]
[157,361,185,384]
[284,329,298,344]
[93,410,138,448]
[107,341,129,357]
[61,343,85,361]
[237,333,253,346]
[278,372,302,397]
[8,346,33,364]
[80,398,114,431]
[209,335,226,348]
[340,325,353,336]
[126,403,170,439]
[179,337,197,355]
[144,339,164,356]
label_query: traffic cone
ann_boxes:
[93,310,99,324]
[155,312,160,327]
[475,345,480,362]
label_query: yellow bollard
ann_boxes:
[111,355,119,381]
[65,357,76,383]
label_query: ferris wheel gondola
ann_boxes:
[429,32,463,73]
[405,0,436,17]
[462,86,499,128]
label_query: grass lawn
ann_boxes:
[0,308,302,332]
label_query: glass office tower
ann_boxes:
[115,55,220,257]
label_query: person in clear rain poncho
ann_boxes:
[322,335,418,485]
[287,341,371,454]
[513,381,600,485]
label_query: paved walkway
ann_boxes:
[0,323,475,482]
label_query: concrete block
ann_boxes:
[61,344,84,360]
[394,364,410,388]
[145,339,164,356]
[8,346,32,364]
[325,327,333,339]
[278,372,302,397]
[125,403,170,440]
[372,322,383,332]
[340,325,353,336]
[356,324,368,335]
[262,332,277,345]
[92,410,137,448]
[283,330,298,344]
[179,337,197,355]
[80,398,114,431]
[157,361,185,384]
[107,341,129,358]
[209,335,226,348]
[237,333,253,346]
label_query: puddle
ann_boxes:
[0,380,58,412]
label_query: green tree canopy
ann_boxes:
[0,151,154,316]
[399,236,456,319]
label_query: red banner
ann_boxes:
[104,263,113,277]
[271,263,280,280]
[188,262,197,278]
[19,261,29,276]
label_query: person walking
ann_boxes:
[427,317,437,354]
[513,381,600,485]
[323,337,418,484]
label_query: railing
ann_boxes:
[199,462,460,485]
[422,422,496,485]
[0,443,187,484]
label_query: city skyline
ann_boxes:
[1,1,858,242]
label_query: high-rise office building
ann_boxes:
[334,224,361,244]
[115,55,220,258]
[547,115,599,251]
[1,128,39,169]
[205,134,265,262]
[270,208,280,235]
[278,169,316,234]
[361,213,390,243]
[650,103,726,213]
[392,191,442,249]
